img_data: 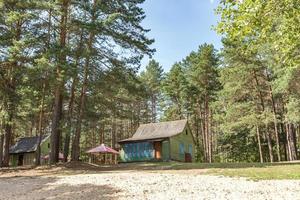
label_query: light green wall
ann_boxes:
[169,125,195,162]
[41,136,50,156]
[162,140,170,161]
[10,155,18,166]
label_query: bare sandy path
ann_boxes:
[1,169,300,200]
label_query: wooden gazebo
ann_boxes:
[86,144,119,164]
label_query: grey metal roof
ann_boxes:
[119,119,188,143]
[9,135,50,154]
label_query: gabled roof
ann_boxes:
[119,119,188,143]
[9,135,49,154]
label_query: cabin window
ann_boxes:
[179,143,184,155]
[186,130,188,135]
[48,143,50,148]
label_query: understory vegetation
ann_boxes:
[1,0,300,167]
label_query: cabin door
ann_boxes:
[153,141,162,159]
[18,154,24,166]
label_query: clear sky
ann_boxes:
[140,0,222,72]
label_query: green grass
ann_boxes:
[206,164,300,180]
[127,161,300,180]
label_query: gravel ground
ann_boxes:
[1,170,300,200]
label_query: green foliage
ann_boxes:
[215,0,300,162]
[140,60,164,122]
[162,62,188,120]
[186,44,220,99]
[0,0,154,164]
[286,96,300,124]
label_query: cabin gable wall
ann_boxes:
[169,125,195,162]
[40,136,51,156]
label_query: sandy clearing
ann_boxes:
[1,170,300,200]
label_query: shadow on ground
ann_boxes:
[0,175,123,200]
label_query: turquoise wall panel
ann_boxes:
[120,142,154,162]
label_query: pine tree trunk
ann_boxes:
[71,78,87,161]
[285,123,292,161]
[266,72,281,162]
[292,125,298,158]
[176,97,182,119]
[0,134,4,167]
[204,102,208,162]
[99,123,104,144]
[2,19,22,167]
[201,121,207,162]
[151,94,156,123]
[253,70,274,162]
[63,27,83,162]
[208,107,212,163]
[63,77,77,162]
[3,101,14,167]
[36,10,51,165]
[29,120,35,137]
[279,119,288,161]
[70,47,88,161]
[63,124,71,162]
[71,0,97,161]
[36,81,46,166]
[50,0,69,164]
[284,141,289,161]
[286,123,297,161]
[265,125,274,163]
[195,102,202,160]
[50,87,63,164]
[112,117,116,149]
[204,95,211,163]
[2,107,14,168]
[3,112,13,167]
[271,107,281,162]
[297,126,300,158]
[256,126,264,163]
[200,105,207,162]
[194,113,200,160]
[111,117,117,163]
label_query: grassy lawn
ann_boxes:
[206,164,300,180]
[2,161,300,180]
[135,161,300,180]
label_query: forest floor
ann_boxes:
[1,162,300,200]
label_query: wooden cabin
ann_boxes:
[118,119,195,162]
[9,135,50,166]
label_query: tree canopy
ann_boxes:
[0,0,299,166]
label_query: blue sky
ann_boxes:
[140,0,222,72]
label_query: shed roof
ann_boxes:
[9,135,49,154]
[119,119,188,143]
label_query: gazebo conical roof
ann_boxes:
[87,144,119,154]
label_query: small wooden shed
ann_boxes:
[9,135,50,166]
[118,119,195,162]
